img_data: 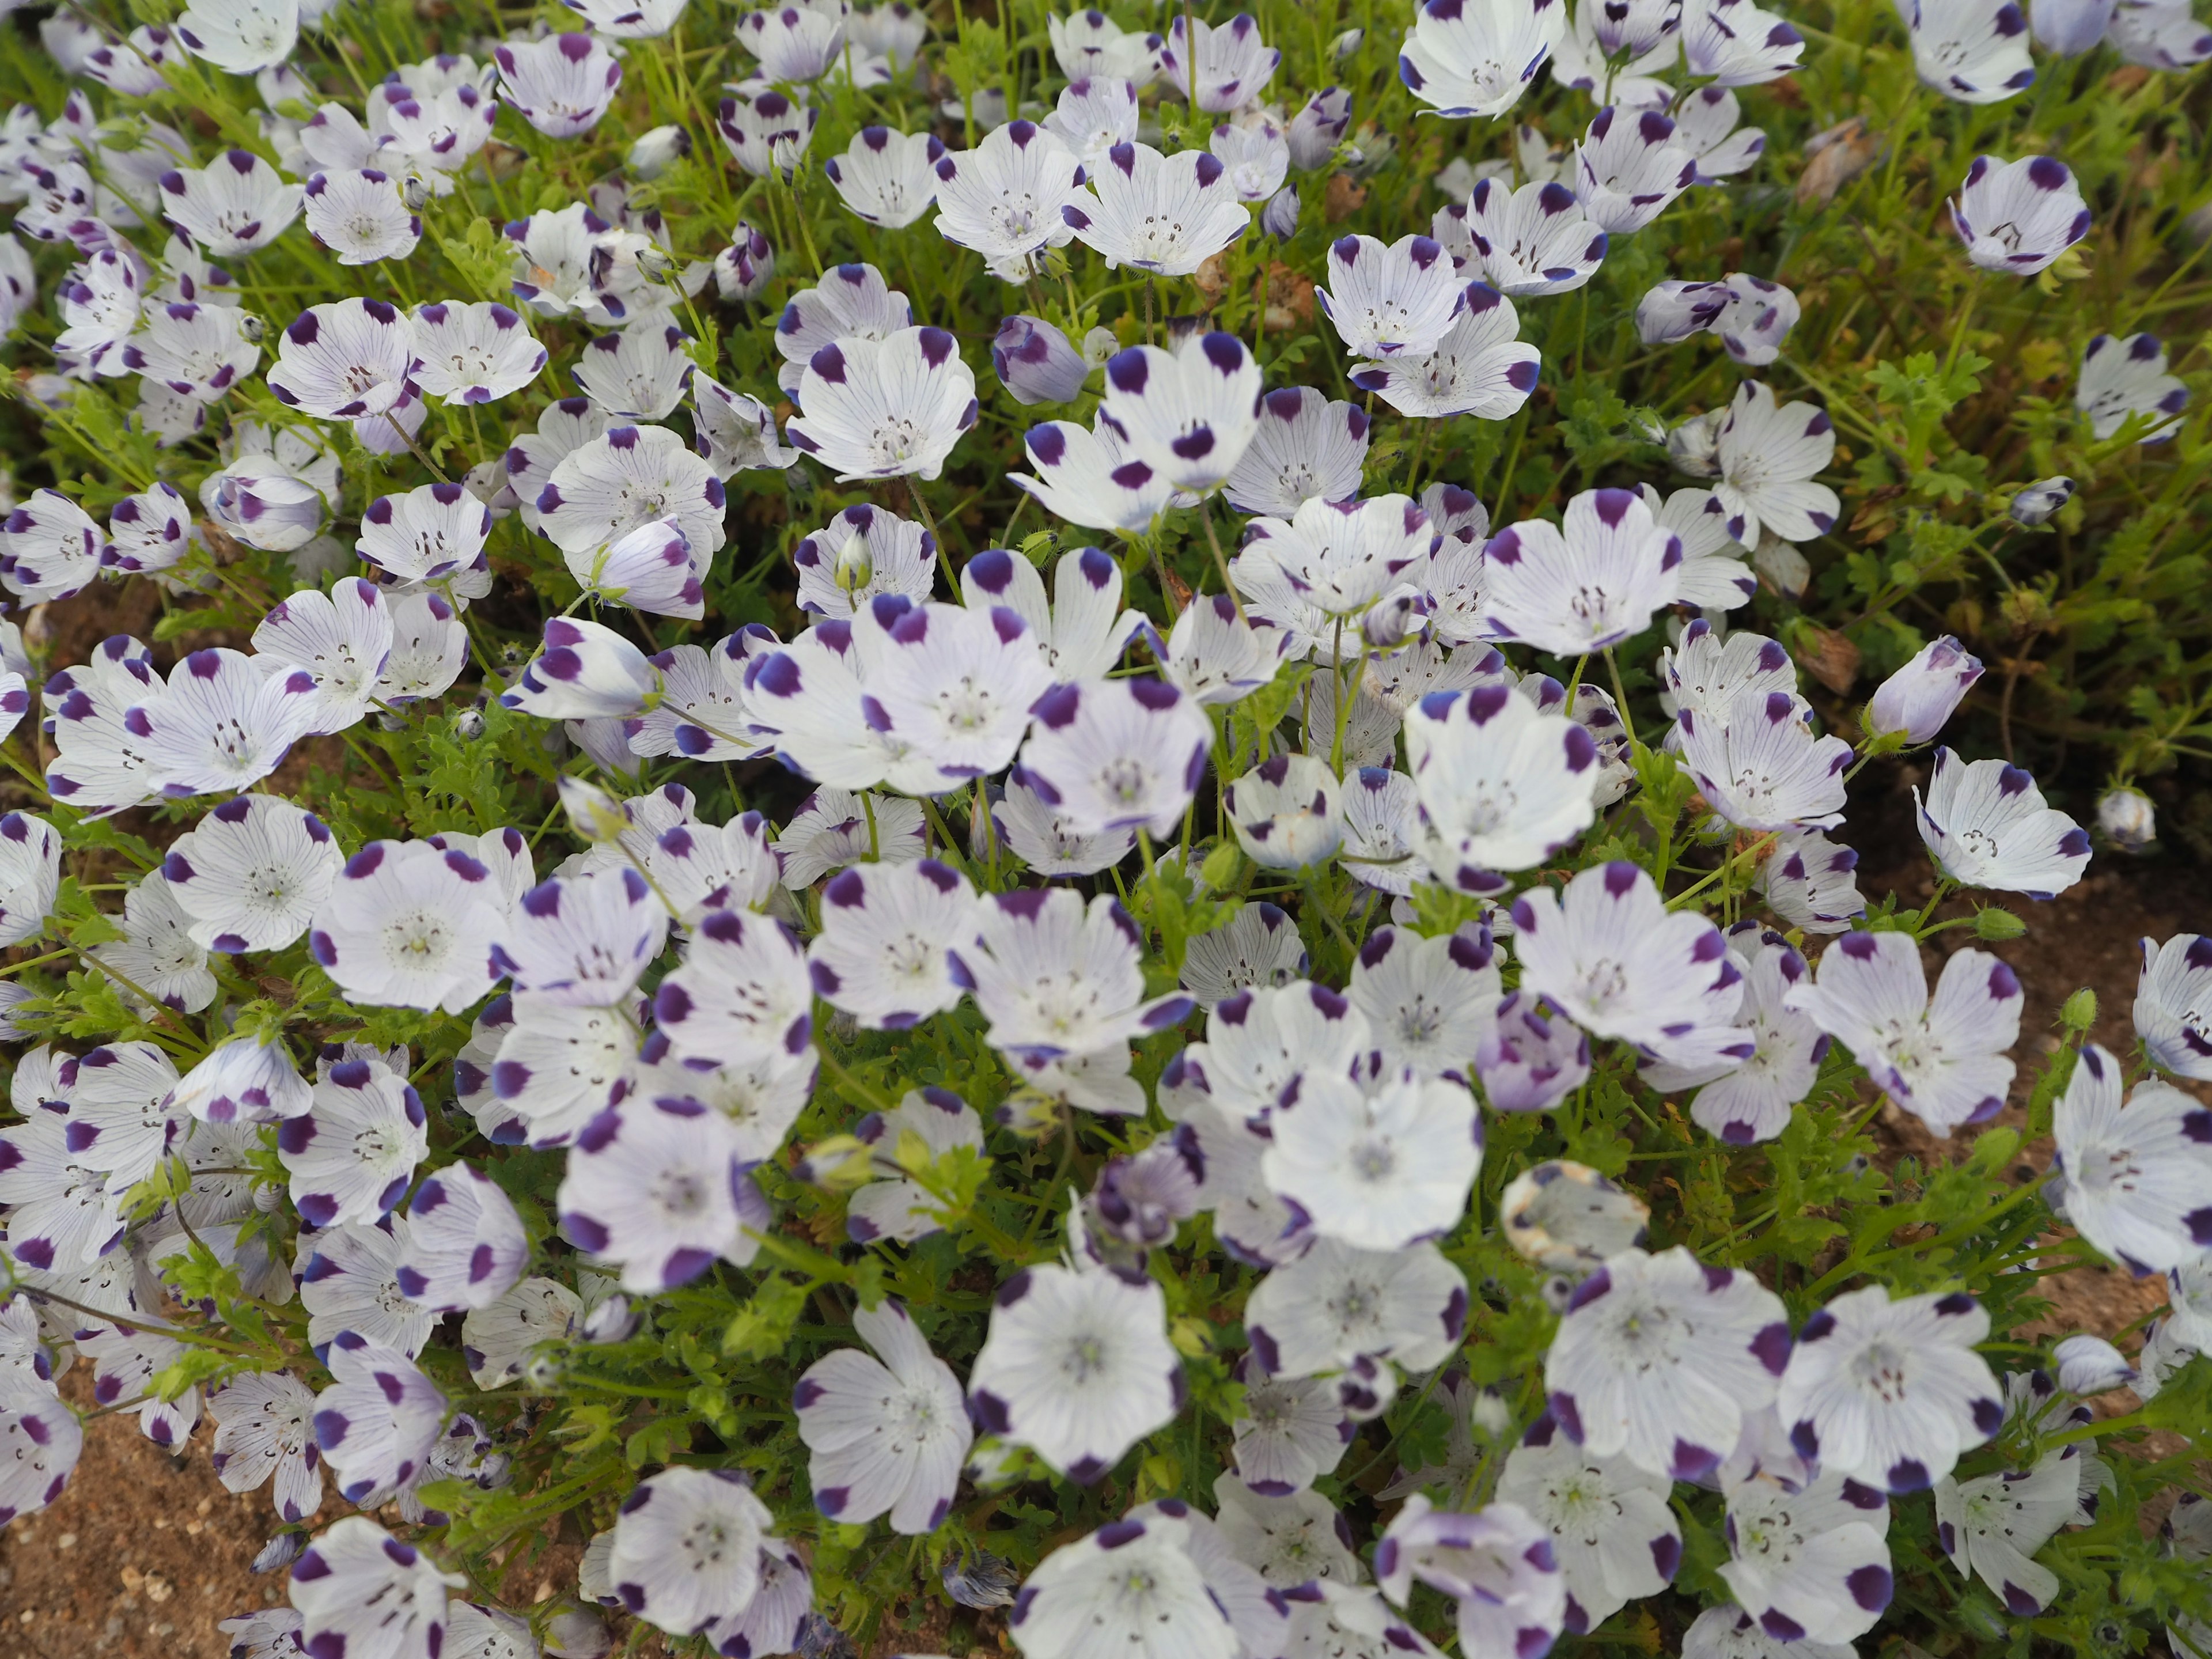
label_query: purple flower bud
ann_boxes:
[1635,278,1735,345]
[991,314,1089,405]
[1867,635,1984,743]
[1476,991,1590,1113]
[2009,475,2075,525]
[1666,407,1725,478]
[2053,1332,2138,1393]
[2095,786,2154,852]
[1262,184,1301,239]
[628,124,691,178]
[713,220,775,302]
[1287,87,1352,170]
[1361,591,1422,648]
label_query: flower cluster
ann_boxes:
[0,0,2205,1656]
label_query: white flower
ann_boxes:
[794,1298,972,1533]
[931,119,1086,278]
[1263,1063,1481,1249]
[1397,0,1559,118]
[1372,1495,1568,1657]
[536,424,728,564]
[1907,0,2036,100]
[175,0,300,71]
[1544,1245,1790,1479]
[1761,828,1866,934]
[1721,1468,1893,1642]
[961,546,1145,681]
[967,1262,1181,1482]
[1405,683,1600,889]
[1461,177,1608,297]
[1044,76,1143,173]
[1062,142,1251,276]
[2134,933,2212,1080]
[309,839,506,1016]
[161,793,340,953]
[653,906,815,1071]
[1214,1472,1362,1585]
[1224,387,1371,518]
[1497,1416,1681,1633]
[1777,1284,2005,1492]
[1573,105,1697,234]
[1244,1237,1467,1378]
[787,326,979,482]
[1914,748,2092,896]
[1713,381,1840,546]
[808,858,977,1030]
[267,297,416,422]
[1676,688,1850,833]
[2076,331,2190,441]
[410,301,548,405]
[1317,233,1465,359]
[312,1334,446,1508]
[1788,930,2021,1135]
[1162,12,1282,111]
[1050,12,1164,81]
[607,1466,774,1635]
[826,126,945,228]
[1644,926,1826,1144]
[1230,1366,1354,1494]
[558,1099,766,1292]
[1350,285,1542,421]
[1481,486,1683,656]
[1099,331,1263,495]
[950,888,1192,1062]
[210,1370,323,1522]
[1949,154,2090,274]
[1012,1511,1238,1659]
[1934,1446,2078,1616]
[1348,924,1499,1078]
[300,1218,437,1356]
[289,1517,461,1659]
[2051,1041,2212,1274]
[302,168,422,265]
[846,1089,986,1243]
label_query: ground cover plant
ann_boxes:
[0,0,2208,1654]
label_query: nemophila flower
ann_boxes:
[1495,1419,1679,1633]
[1155,592,1292,704]
[308,839,506,1017]
[787,327,979,483]
[173,0,298,71]
[792,1297,971,1533]
[1352,283,1542,419]
[774,264,915,397]
[1778,1285,2003,1492]
[60,1040,184,1195]
[792,505,934,619]
[1062,141,1251,276]
[1008,415,1175,533]
[1050,10,1164,79]
[1681,0,1804,79]
[932,120,1085,279]
[1223,388,1370,518]
[1760,829,1865,933]
[209,1371,323,1523]
[1264,1064,1482,1249]
[312,1334,446,1508]
[627,636,772,763]
[1213,1474,1362,1586]
[169,1033,313,1127]
[1237,493,1435,620]
[251,577,396,736]
[488,867,668,1007]
[993,315,1091,406]
[1711,380,1839,546]
[1226,754,1346,869]
[559,1098,766,1292]
[2134,933,2212,1079]
[1397,0,1557,118]
[0,490,102,604]
[1914,748,2091,896]
[301,169,421,266]
[1287,88,1355,171]
[300,1217,437,1355]
[158,149,303,257]
[1480,487,1682,656]
[56,248,145,377]
[1347,925,1499,1079]
[1645,927,1826,1145]
[1335,765,1422,895]
[1012,1511,1237,1659]
[692,375,800,481]
[1163,12,1282,109]
[606,1464,776,1637]
[1544,1245,1789,1480]
[1950,155,2089,274]
[0,1103,128,1271]
[1101,331,1264,494]
[950,888,1191,1060]
[1317,233,1463,359]
[654,906,813,1070]
[1907,0,2035,99]
[1404,683,1596,888]
[2051,1332,2137,1395]
[1372,1497,1568,1659]
[266,298,415,423]
[571,326,695,424]
[736,3,846,80]
[486,993,640,1149]
[1790,931,2020,1134]
[967,1262,1180,1481]
[1573,108,1697,235]
[125,646,321,800]
[1933,1446,2078,1615]
[1683,1607,1853,1659]
[1672,86,1767,180]
[1183,904,1309,1009]
[820,127,943,230]
[570,516,704,620]
[987,779,1130,876]
[1230,1364,1354,1494]
[89,871,218,1013]
[806,859,977,1031]
[2050,1042,2212,1272]
[279,1057,429,1229]
[1721,1469,1892,1643]
[963,547,1145,681]
[376,592,467,703]
[101,483,195,579]
[1042,77,1142,175]
[844,1089,987,1242]
[2108,0,2212,67]
[410,301,547,405]
[0,808,58,949]
[1013,674,1213,838]
[289,1515,459,1659]
[717,85,818,179]
[537,424,727,560]
[773,787,927,888]
[160,793,339,955]
[1676,689,1850,833]
[1211,120,1290,202]
[458,1277,579,1387]
[1244,1237,1466,1381]
[354,482,490,588]
[2075,331,2188,441]
[1867,636,1983,743]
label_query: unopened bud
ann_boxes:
[558,774,630,844]
[2096,785,2154,851]
[1972,906,2027,941]
[401,173,430,212]
[1666,407,1725,478]
[991,313,1088,405]
[794,1133,877,1189]
[237,311,266,343]
[2009,475,2075,527]
[1262,184,1301,238]
[1361,592,1422,648]
[635,244,675,282]
[2060,987,2097,1031]
[1331,26,1363,58]
[627,123,691,179]
[833,535,873,594]
[1756,533,1812,604]
[453,706,486,740]
[1080,325,1118,367]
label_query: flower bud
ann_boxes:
[1080,325,1118,366]
[1713,273,1801,366]
[1866,634,1983,743]
[580,1293,638,1343]
[1972,906,2027,941]
[1666,407,1725,478]
[1635,278,1736,345]
[1361,590,1422,648]
[713,219,775,301]
[400,173,431,212]
[1476,991,1590,1112]
[635,244,675,282]
[2010,475,2075,526]
[503,616,660,720]
[1755,532,1811,602]
[2061,987,2097,1031]
[627,123,692,179]
[2096,785,2155,851]
[453,706,486,740]
[1332,26,1364,56]
[558,773,630,844]
[251,1534,302,1574]
[546,1607,613,1659]
[990,313,1089,405]
[1287,87,1353,170]
[2053,1333,2138,1393]
[238,310,267,343]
